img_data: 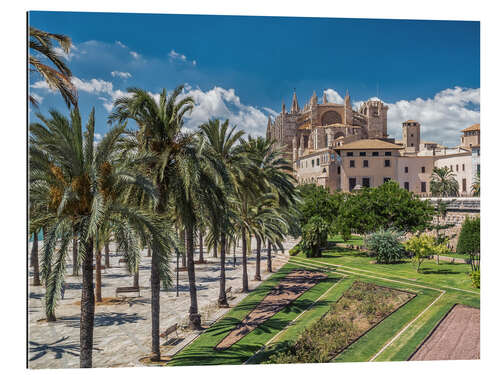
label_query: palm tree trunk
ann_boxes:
[267,239,273,273]
[181,229,187,268]
[150,249,161,361]
[133,270,139,288]
[254,236,261,281]
[186,224,201,330]
[218,232,228,307]
[95,247,102,302]
[242,227,249,293]
[198,228,204,263]
[72,231,79,276]
[31,231,41,286]
[80,238,95,368]
[104,241,110,268]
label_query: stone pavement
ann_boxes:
[28,237,297,368]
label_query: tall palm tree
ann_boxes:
[109,85,216,349]
[199,119,244,306]
[29,26,77,108]
[471,171,480,197]
[29,108,167,367]
[430,166,459,197]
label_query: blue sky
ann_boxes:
[29,12,480,146]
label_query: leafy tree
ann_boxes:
[456,217,480,272]
[364,229,406,264]
[301,216,329,258]
[298,184,341,228]
[430,167,459,197]
[404,234,447,272]
[29,27,77,108]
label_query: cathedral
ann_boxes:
[266,90,479,196]
[266,90,389,161]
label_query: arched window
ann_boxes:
[321,111,342,126]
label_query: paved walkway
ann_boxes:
[28,237,296,368]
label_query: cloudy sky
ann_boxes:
[29,12,479,146]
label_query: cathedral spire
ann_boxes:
[323,90,327,104]
[282,101,286,114]
[311,91,317,106]
[291,90,299,113]
[345,89,351,107]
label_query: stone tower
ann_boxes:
[402,120,421,152]
[359,99,388,138]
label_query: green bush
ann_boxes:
[301,216,328,258]
[470,270,480,288]
[288,243,302,256]
[364,228,406,264]
[457,217,480,272]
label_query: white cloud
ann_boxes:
[53,45,78,61]
[31,80,51,90]
[94,133,103,141]
[71,77,114,96]
[129,51,140,59]
[385,87,479,146]
[262,107,278,118]
[169,49,197,66]
[111,71,132,79]
[115,41,127,48]
[181,86,268,136]
[323,89,344,104]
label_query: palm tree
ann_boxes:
[471,171,480,197]
[29,108,167,367]
[199,119,244,305]
[29,26,77,108]
[109,85,216,350]
[430,166,459,197]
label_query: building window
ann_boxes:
[349,178,356,192]
[363,160,369,168]
[312,159,315,167]
[372,151,379,156]
[404,166,409,173]
[362,177,370,188]
[347,152,354,157]
[317,158,320,166]
[462,179,467,192]
[462,164,465,171]
[383,177,391,183]
[404,182,409,191]
[360,152,366,156]
[385,151,392,156]
[421,166,425,173]
[450,165,453,171]
[421,182,427,193]
[349,160,355,168]
[456,164,459,171]
[410,143,414,147]
[337,166,341,174]
[411,134,414,137]
[384,159,391,167]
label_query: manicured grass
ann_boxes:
[440,252,470,260]
[168,264,342,366]
[296,245,477,292]
[170,236,479,366]
[329,234,364,246]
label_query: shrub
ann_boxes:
[404,234,447,273]
[364,228,406,264]
[469,270,480,288]
[289,243,302,256]
[301,216,328,258]
[457,217,480,272]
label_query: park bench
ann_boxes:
[160,323,178,340]
[115,286,140,297]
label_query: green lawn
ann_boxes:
[168,239,479,366]
[168,264,343,366]
[329,234,364,246]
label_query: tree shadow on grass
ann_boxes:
[419,268,460,275]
